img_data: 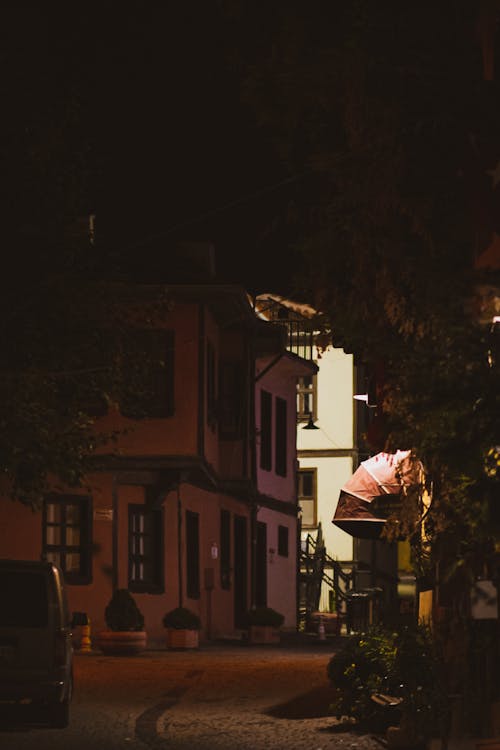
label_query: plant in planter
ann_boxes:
[162,606,201,649]
[326,624,449,744]
[96,589,147,655]
[245,606,285,644]
[327,625,399,732]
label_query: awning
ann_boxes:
[332,451,422,539]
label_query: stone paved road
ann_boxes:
[0,640,384,750]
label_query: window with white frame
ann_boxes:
[298,468,317,528]
[129,505,163,593]
[296,373,317,422]
[43,495,92,584]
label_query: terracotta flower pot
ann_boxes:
[165,629,199,649]
[96,630,147,655]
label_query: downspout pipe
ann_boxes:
[249,328,258,610]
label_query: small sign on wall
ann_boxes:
[470,580,498,619]
[94,508,113,522]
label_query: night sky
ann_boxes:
[0,4,296,295]
[95,5,291,286]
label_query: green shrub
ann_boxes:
[104,589,145,632]
[245,606,285,628]
[327,625,398,730]
[326,623,449,737]
[162,606,201,630]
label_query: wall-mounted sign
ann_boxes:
[93,508,113,522]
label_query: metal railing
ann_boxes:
[298,532,359,627]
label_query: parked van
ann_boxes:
[0,559,76,728]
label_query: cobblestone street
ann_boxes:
[0,638,385,750]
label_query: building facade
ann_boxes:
[0,281,312,646]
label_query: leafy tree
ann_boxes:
[220,1,500,731]
[220,0,500,573]
[0,273,175,508]
[0,8,175,508]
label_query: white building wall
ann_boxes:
[297,346,354,453]
[298,455,354,563]
[297,344,356,612]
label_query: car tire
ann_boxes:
[49,674,72,729]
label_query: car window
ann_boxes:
[0,570,48,627]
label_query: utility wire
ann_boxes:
[119,172,306,254]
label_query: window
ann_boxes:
[186,510,200,599]
[297,374,317,422]
[261,391,288,476]
[43,495,92,584]
[278,525,289,557]
[260,389,272,471]
[220,509,231,589]
[206,340,217,430]
[121,329,175,418]
[298,469,317,528]
[275,396,287,477]
[219,362,243,439]
[128,505,163,593]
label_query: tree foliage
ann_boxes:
[220,0,500,584]
[0,9,175,508]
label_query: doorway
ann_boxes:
[255,521,267,607]
[233,515,248,628]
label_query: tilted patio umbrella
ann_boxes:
[332,450,422,539]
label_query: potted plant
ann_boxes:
[96,589,147,655]
[326,624,449,744]
[245,606,284,644]
[162,606,201,649]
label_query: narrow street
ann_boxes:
[0,641,382,750]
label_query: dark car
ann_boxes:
[0,559,76,728]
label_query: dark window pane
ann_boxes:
[219,362,244,439]
[233,515,248,628]
[260,389,272,471]
[301,472,314,497]
[278,525,289,557]
[220,510,231,590]
[255,522,267,607]
[275,396,287,477]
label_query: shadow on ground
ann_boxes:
[266,683,339,720]
[265,683,386,742]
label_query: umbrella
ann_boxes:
[332,450,422,539]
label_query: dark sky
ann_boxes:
[88,4,296,293]
[2,4,297,294]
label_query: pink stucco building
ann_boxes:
[0,280,315,645]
